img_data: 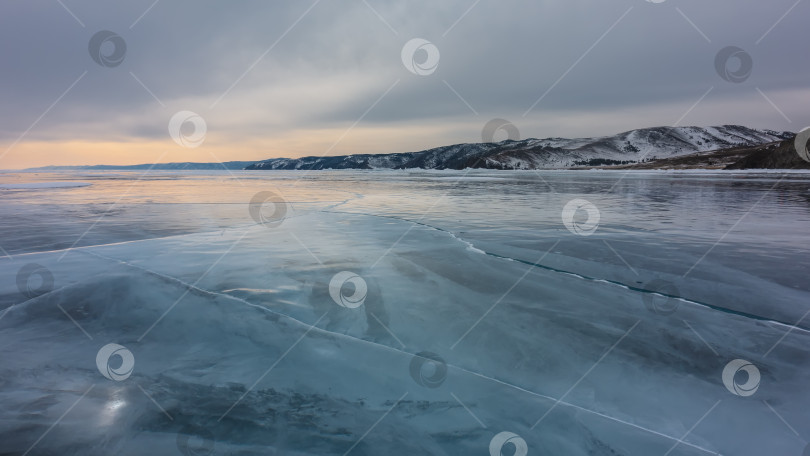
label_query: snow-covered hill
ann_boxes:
[246,125,792,170]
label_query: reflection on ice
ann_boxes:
[0,170,808,455]
[100,392,127,428]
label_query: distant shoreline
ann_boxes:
[13,125,810,172]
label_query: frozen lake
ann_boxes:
[1,169,809,455]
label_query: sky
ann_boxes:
[0,0,807,169]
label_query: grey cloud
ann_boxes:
[0,0,807,150]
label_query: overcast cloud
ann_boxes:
[0,0,807,167]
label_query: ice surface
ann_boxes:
[0,170,808,455]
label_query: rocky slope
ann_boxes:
[724,137,810,170]
[606,136,810,170]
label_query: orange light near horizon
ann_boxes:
[0,124,459,170]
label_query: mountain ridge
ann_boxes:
[246,125,793,171]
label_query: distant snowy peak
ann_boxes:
[483,125,792,169]
[246,125,792,170]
